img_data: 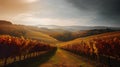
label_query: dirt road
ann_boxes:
[40,49,97,67]
[6,48,98,67]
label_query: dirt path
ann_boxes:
[6,48,98,67]
[40,49,97,67]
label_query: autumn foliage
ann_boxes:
[60,32,120,66]
[0,35,55,66]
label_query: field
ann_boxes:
[0,21,120,67]
[59,31,120,67]
[0,35,56,66]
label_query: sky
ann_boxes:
[0,0,120,27]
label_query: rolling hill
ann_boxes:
[59,31,120,67]
[36,27,120,41]
[0,20,12,25]
[37,25,120,31]
[0,20,120,42]
[59,31,120,46]
[0,20,58,44]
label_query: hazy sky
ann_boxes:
[0,0,120,27]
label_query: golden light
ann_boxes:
[23,0,38,3]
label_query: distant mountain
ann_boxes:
[37,25,120,31]
[0,20,12,25]
[37,25,61,29]
[36,25,120,41]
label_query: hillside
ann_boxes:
[37,25,120,31]
[0,20,12,25]
[0,22,58,44]
[59,31,120,46]
[59,31,120,67]
[23,26,58,44]
[0,20,119,43]
[60,31,120,46]
[37,27,119,41]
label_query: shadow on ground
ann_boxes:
[5,48,57,67]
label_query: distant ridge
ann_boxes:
[0,20,12,25]
[37,25,120,31]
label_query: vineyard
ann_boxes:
[0,35,56,66]
[60,32,120,67]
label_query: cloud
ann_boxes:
[67,0,120,26]
[68,0,120,15]
[0,0,119,27]
[24,0,38,3]
[12,13,93,26]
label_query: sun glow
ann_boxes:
[24,0,38,3]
